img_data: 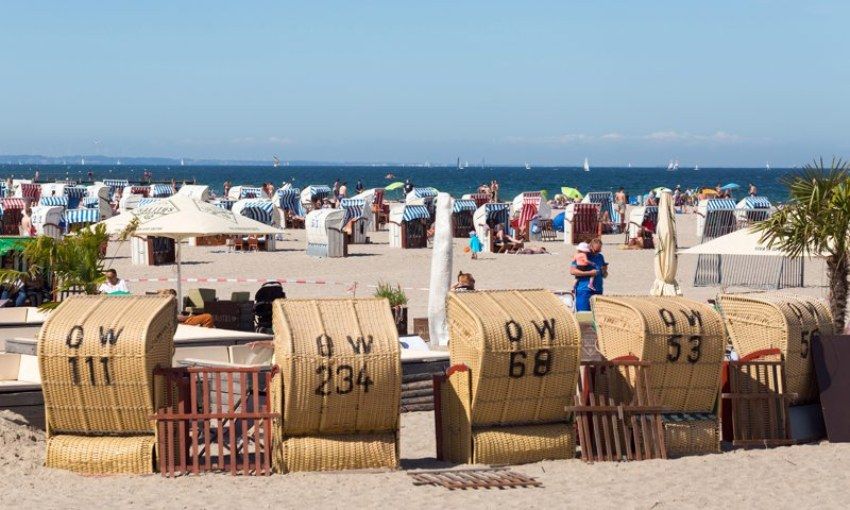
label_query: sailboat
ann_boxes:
[583,158,590,172]
[80,157,85,165]
[673,160,679,171]
[666,160,674,171]
[457,157,463,171]
[116,159,122,166]
[525,162,532,170]
[694,164,699,171]
[766,162,771,170]
[273,155,280,168]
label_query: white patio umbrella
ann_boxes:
[650,191,682,296]
[96,195,283,303]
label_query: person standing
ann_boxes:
[338,182,348,200]
[614,187,627,229]
[332,179,340,198]
[749,183,758,196]
[355,180,364,194]
[19,208,34,237]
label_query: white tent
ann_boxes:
[96,195,282,301]
[305,208,346,257]
[679,228,795,257]
[30,205,63,240]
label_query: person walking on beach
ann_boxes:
[355,180,364,194]
[19,208,34,237]
[569,238,608,311]
[615,187,627,228]
[749,183,757,196]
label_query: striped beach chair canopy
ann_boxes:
[584,191,619,223]
[453,199,477,213]
[20,183,41,200]
[137,197,163,208]
[468,193,489,207]
[484,202,510,224]
[82,197,100,208]
[276,187,305,215]
[239,186,264,199]
[103,179,129,193]
[63,185,88,197]
[150,183,174,198]
[2,198,27,210]
[64,208,100,225]
[340,198,367,223]
[305,185,332,200]
[706,198,737,210]
[130,185,150,195]
[402,205,431,222]
[411,187,438,199]
[233,199,276,225]
[214,199,235,210]
[739,196,771,209]
[521,191,543,205]
[39,196,69,208]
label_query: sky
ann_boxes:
[1,1,848,166]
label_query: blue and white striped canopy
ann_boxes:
[484,202,510,224]
[150,184,174,197]
[307,185,332,199]
[741,196,771,209]
[236,200,275,225]
[277,188,304,215]
[137,197,163,208]
[103,179,129,193]
[453,199,477,213]
[64,208,100,224]
[39,196,69,207]
[82,197,100,208]
[412,187,438,199]
[64,186,88,197]
[340,198,366,222]
[240,186,264,199]
[402,205,431,222]
[706,198,737,210]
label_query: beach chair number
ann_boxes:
[65,325,124,348]
[508,349,553,378]
[68,356,112,386]
[315,363,374,395]
[666,335,701,364]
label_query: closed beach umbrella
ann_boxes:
[96,195,282,303]
[560,187,582,200]
[650,191,682,296]
[384,182,405,191]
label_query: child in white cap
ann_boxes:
[573,242,596,291]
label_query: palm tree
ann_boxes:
[755,158,850,330]
[0,224,111,308]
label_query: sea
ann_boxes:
[0,164,798,203]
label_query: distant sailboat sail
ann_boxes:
[666,160,674,171]
[273,155,280,167]
[180,158,185,166]
[694,164,699,171]
[766,162,771,170]
[673,160,679,171]
[525,162,531,170]
[583,158,590,172]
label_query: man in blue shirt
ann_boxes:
[569,238,608,311]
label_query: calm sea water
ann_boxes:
[0,164,798,203]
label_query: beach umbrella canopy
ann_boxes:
[651,186,672,195]
[720,183,740,190]
[96,195,282,303]
[678,227,822,257]
[384,182,405,191]
[560,187,582,200]
[650,191,682,296]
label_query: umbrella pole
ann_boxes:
[176,240,183,309]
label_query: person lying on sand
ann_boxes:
[515,246,549,255]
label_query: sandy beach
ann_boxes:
[0,211,843,509]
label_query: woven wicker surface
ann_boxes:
[446,290,580,426]
[717,294,834,404]
[272,297,401,436]
[281,432,398,472]
[38,295,177,436]
[46,434,157,475]
[438,367,474,464]
[592,296,725,413]
[472,423,575,465]
[661,414,719,457]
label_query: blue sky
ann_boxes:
[1,1,848,166]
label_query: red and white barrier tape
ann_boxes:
[124,276,427,291]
